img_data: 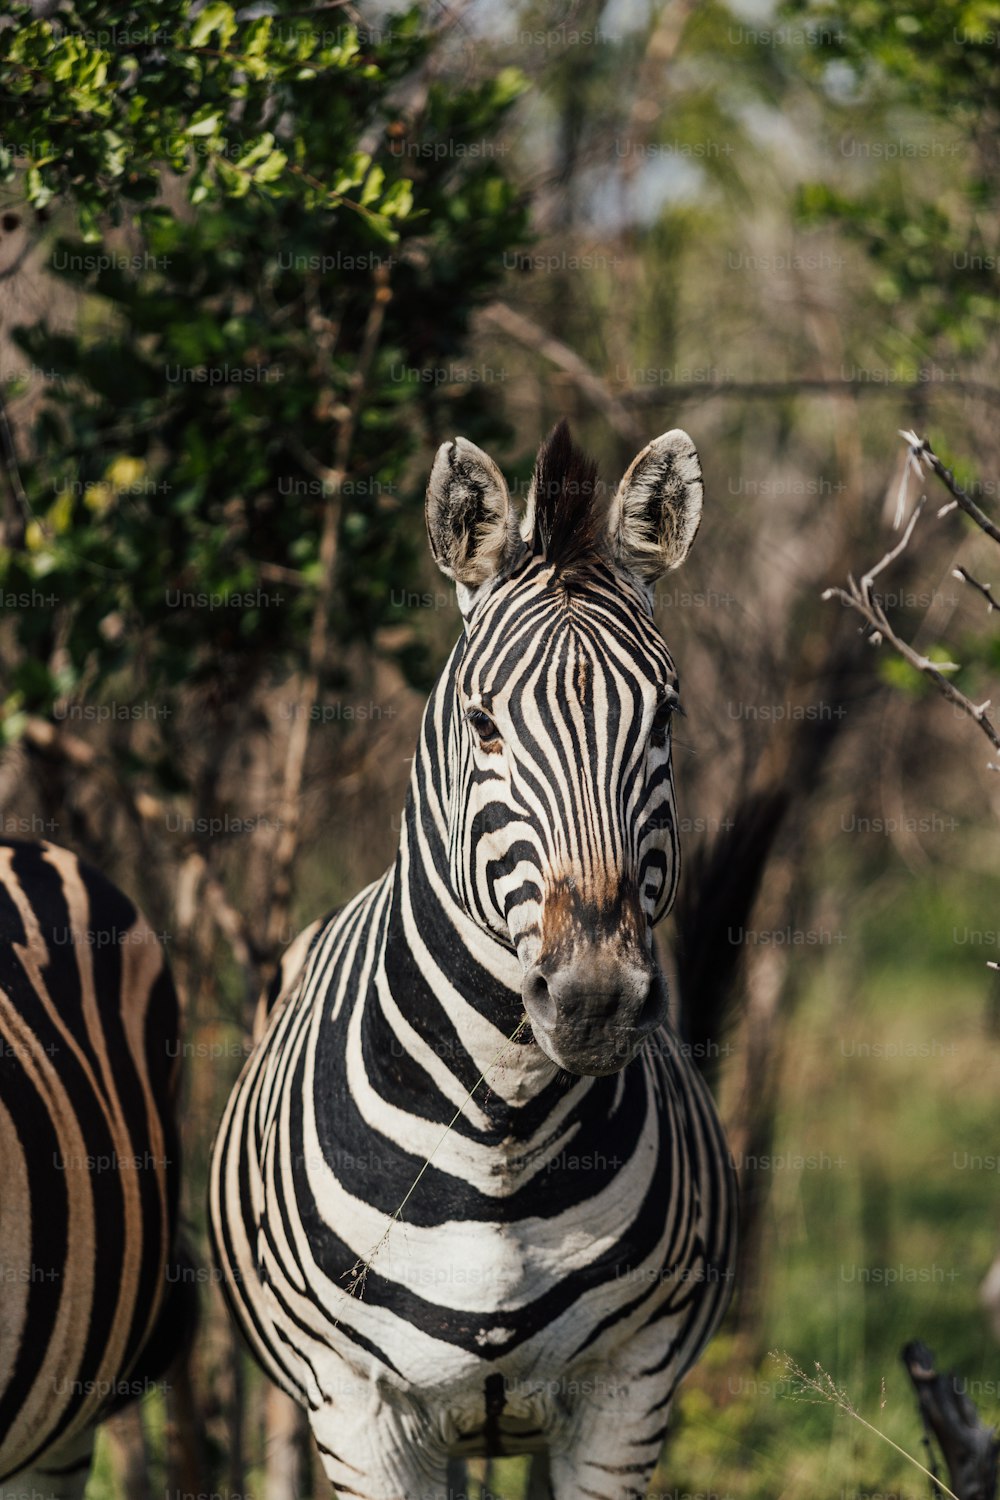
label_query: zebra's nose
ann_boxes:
[523,963,652,1022]
[521,955,666,1075]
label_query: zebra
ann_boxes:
[210,421,737,1500]
[0,838,192,1500]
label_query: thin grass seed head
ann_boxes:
[771,1349,961,1500]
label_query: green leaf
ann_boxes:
[189,1,237,49]
[186,110,224,139]
[25,165,54,210]
[359,164,385,207]
[253,148,287,184]
[380,179,414,218]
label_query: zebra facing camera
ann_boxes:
[2,425,734,1500]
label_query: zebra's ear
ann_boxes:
[608,430,703,581]
[425,437,518,589]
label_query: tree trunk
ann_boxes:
[265,1383,311,1500]
[105,1405,151,1500]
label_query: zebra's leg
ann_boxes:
[313,1449,456,1500]
[3,1427,96,1500]
[547,1382,674,1500]
[312,1403,455,1500]
[549,1430,665,1500]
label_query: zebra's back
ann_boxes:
[0,839,188,1487]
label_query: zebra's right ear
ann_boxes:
[425,438,518,589]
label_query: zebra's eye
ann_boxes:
[466,707,502,746]
[650,690,682,749]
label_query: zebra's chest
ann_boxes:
[288,1129,688,1392]
[292,1099,672,1327]
[255,987,712,1402]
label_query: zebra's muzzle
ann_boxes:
[520,955,666,1076]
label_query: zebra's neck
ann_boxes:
[367,642,590,1124]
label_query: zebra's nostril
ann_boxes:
[637,974,665,1031]
[523,968,548,1003]
[522,967,557,1025]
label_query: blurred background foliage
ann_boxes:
[1,0,999,1496]
[1,0,527,723]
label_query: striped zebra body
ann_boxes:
[0,840,188,1500]
[211,424,737,1499]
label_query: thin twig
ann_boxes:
[900,429,1000,546]
[263,265,393,971]
[953,566,997,612]
[863,495,927,592]
[478,301,642,445]
[621,377,1000,409]
[823,436,1000,765]
[0,385,32,546]
[824,578,999,757]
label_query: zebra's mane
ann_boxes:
[529,420,606,583]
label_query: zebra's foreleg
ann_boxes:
[549,1441,664,1500]
[546,1385,674,1500]
[312,1402,455,1500]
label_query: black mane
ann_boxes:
[530,420,605,581]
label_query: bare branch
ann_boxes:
[263,265,393,971]
[622,377,1000,409]
[825,432,1000,767]
[900,430,1000,547]
[474,323,1000,445]
[863,495,927,591]
[0,385,31,547]
[954,566,998,612]
[477,301,642,445]
[822,573,1000,758]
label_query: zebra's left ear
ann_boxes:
[425,437,518,590]
[608,430,703,582]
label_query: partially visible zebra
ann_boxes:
[0,839,191,1500]
[210,422,737,1500]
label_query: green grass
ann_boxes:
[660,873,1000,1500]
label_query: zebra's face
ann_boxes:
[426,422,703,1077]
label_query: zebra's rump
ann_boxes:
[0,840,183,1479]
